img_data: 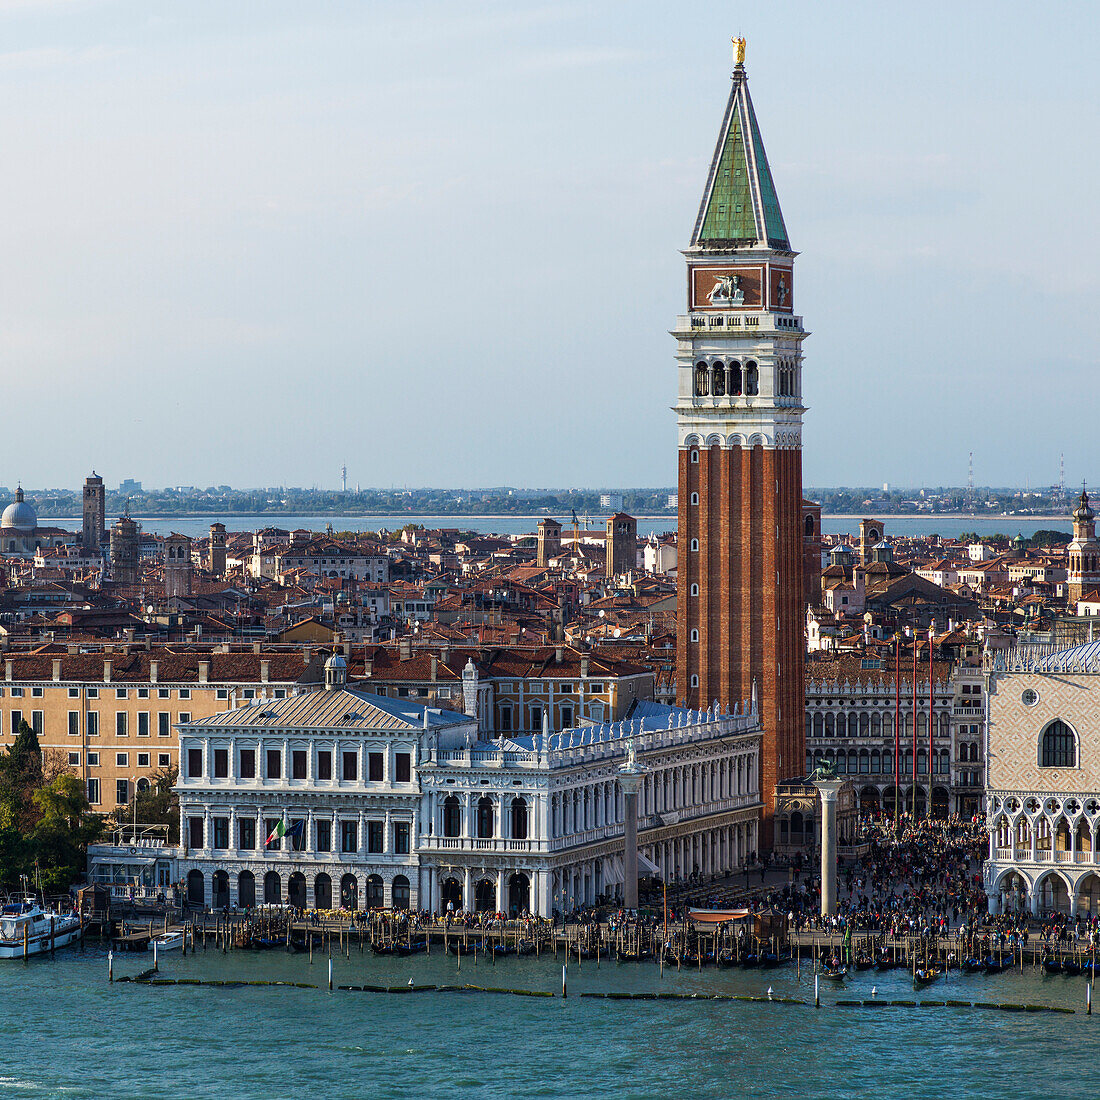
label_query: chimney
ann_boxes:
[302,648,311,665]
[430,656,438,681]
[150,660,158,684]
[253,641,261,654]
[103,660,111,684]
[4,660,11,682]
[67,645,79,655]
[581,656,589,680]
[198,661,209,684]
[363,657,373,678]
[555,646,563,664]
[52,659,61,682]
[343,639,351,658]
[261,660,270,683]
[399,638,412,661]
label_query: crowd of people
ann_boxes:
[750,815,990,935]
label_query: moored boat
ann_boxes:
[151,930,183,952]
[913,967,941,986]
[0,898,82,959]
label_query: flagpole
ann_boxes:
[928,623,935,822]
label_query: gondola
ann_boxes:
[854,954,874,971]
[875,953,897,971]
[740,952,760,968]
[371,942,393,956]
[392,941,426,957]
[962,957,984,974]
[761,952,789,968]
[516,940,537,957]
[1061,959,1082,976]
[819,965,848,980]
[984,956,1007,974]
[716,951,738,968]
[913,967,942,986]
[490,944,517,958]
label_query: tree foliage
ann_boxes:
[0,722,102,892]
[113,767,179,844]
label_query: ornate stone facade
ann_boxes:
[985,643,1100,916]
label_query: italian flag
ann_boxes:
[265,820,288,846]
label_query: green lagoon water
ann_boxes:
[1,942,1096,1099]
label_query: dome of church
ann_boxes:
[1,487,37,532]
[1074,491,1094,524]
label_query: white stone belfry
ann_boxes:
[462,658,478,719]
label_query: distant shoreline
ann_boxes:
[33,510,1070,525]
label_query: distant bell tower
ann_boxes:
[536,517,562,568]
[605,513,637,579]
[82,472,105,551]
[859,518,883,566]
[674,39,808,845]
[1067,490,1100,605]
[209,522,227,576]
[164,533,193,599]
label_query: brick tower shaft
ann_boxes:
[673,45,807,847]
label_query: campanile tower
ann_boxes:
[674,41,807,844]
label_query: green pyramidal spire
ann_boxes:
[691,60,789,250]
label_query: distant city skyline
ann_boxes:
[1,1,1095,488]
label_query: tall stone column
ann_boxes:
[814,779,844,917]
[618,739,646,911]
[620,775,641,909]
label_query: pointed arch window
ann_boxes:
[1040,720,1077,768]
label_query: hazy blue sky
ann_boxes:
[1,1,1096,491]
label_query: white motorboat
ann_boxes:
[0,898,82,959]
[151,930,183,952]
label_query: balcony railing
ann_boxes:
[1002,849,1099,865]
[418,836,548,854]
